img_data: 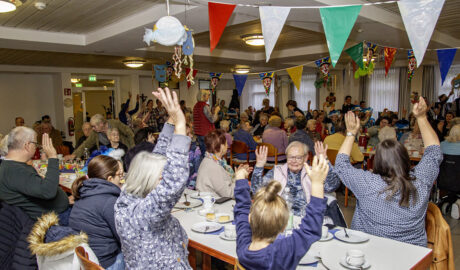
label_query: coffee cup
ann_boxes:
[412,151,419,157]
[321,226,329,239]
[202,196,215,209]
[224,224,236,238]
[346,249,365,267]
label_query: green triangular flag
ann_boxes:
[320,5,362,67]
[345,42,364,69]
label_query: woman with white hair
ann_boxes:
[114,88,192,269]
[441,124,460,155]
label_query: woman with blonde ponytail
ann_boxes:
[234,156,329,270]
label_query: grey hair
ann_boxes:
[7,127,36,151]
[285,141,309,156]
[107,127,119,136]
[123,151,167,198]
[378,126,397,142]
[220,120,230,131]
[90,114,106,126]
[0,135,8,156]
[240,112,248,119]
[197,89,211,101]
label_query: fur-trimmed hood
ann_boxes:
[28,212,88,257]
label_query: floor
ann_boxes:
[336,193,460,269]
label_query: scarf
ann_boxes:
[206,152,235,179]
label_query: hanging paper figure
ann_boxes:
[209,73,223,94]
[325,92,336,108]
[408,50,417,81]
[183,30,194,55]
[166,61,174,80]
[259,72,275,96]
[154,65,167,82]
[143,16,187,46]
[314,57,331,89]
[453,74,460,89]
[355,42,377,79]
[183,29,196,86]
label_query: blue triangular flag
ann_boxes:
[233,74,248,96]
[154,65,167,82]
[437,48,457,85]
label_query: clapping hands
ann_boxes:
[234,164,253,180]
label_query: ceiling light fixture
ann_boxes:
[71,78,79,83]
[235,68,250,74]
[241,34,264,46]
[123,60,146,68]
[0,0,17,13]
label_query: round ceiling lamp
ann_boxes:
[123,60,146,68]
[241,34,264,46]
[70,78,79,83]
[235,68,250,74]
[0,0,17,13]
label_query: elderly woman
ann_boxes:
[252,113,269,136]
[283,118,296,136]
[233,121,257,160]
[306,119,322,142]
[400,122,423,153]
[193,89,219,158]
[220,120,233,150]
[262,115,288,162]
[114,88,192,269]
[334,98,442,246]
[107,128,128,155]
[441,124,460,155]
[196,130,235,198]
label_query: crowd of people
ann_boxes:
[0,86,459,270]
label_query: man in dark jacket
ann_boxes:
[288,116,316,155]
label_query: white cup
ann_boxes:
[321,226,329,239]
[346,249,365,267]
[202,196,215,210]
[57,154,63,160]
[224,224,236,238]
[412,151,419,157]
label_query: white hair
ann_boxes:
[378,126,397,142]
[123,151,167,198]
[0,135,8,156]
[285,141,309,156]
[7,127,36,151]
[90,114,106,126]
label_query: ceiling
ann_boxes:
[0,0,458,73]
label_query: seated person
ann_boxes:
[69,155,124,269]
[75,122,92,149]
[124,127,156,171]
[233,121,257,161]
[400,122,423,153]
[324,120,363,163]
[196,130,235,198]
[283,118,296,136]
[441,124,460,155]
[38,122,63,149]
[306,119,322,142]
[367,116,390,147]
[262,116,288,162]
[289,116,315,155]
[0,128,69,219]
[107,128,128,155]
[220,120,233,150]
[252,114,269,136]
[234,159,327,270]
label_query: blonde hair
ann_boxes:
[198,89,211,101]
[0,135,8,156]
[307,119,316,128]
[268,115,282,128]
[90,114,106,126]
[284,118,294,128]
[446,124,460,143]
[107,127,119,136]
[378,126,397,142]
[123,151,167,198]
[220,120,230,131]
[250,181,289,243]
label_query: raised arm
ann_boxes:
[314,141,340,192]
[414,97,440,147]
[339,112,360,156]
[251,146,272,193]
[234,165,254,251]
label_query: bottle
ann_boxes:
[83,148,90,161]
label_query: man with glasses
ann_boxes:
[0,127,69,219]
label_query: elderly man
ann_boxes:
[324,120,364,163]
[193,89,219,157]
[15,117,25,127]
[65,114,134,160]
[251,141,340,217]
[0,127,69,219]
[367,116,390,147]
[289,116,315,156]
[38,122,63,149]
[75,122,92,149]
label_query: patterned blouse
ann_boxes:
[334,145,443,247]
[114,124,192,269]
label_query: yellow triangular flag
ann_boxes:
[287,66,303,91]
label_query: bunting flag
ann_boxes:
[315,57,331,87]
[233,74,248,96]
[319,5,362,67]
[286,66,303,91]
[384,47,397,77]
[259,72,275,96]
[345,42,364,69]
[209,2,236,52]
[437,48,457,85]
[408,50,417,81]
[210,72,223,93]
[398,0,445,67]
[259,6,291,62]
[154,65,167,82]
[186,68,198,89]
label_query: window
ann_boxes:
[291,73,317,111]
[367,68,399,119]
[435,64,460,103]
[240,78,274,111]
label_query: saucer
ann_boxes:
[219,232,236,241]
[339,257,370,269]
[174,199,202,209]
[319,232,333,242]
[299,249,319,265]
[335,229,369,243]
[191,222,222,233]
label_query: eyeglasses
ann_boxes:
[287,155,305,162]
[28,141,41,149]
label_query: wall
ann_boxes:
[0,73,57,135]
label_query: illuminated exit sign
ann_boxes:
[88,75,97,81]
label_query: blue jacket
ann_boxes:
[288,129,316,155]
[69,178,121,268]
[233,129,257,160]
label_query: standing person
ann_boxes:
[118,92,140,126]
[154,99,168,131]
[193,89,219,158]
[286,100,304,118]
[115,87,192,269]
[341,95,353,114]
[261,98,275,115]
[141,99,159,131]
[334,98,442,246]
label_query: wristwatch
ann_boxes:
[346,131,356,137]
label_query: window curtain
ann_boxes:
[359,76,368,104]
[398,67,411,119]
[240,78,275,111]
[367,68,399,119]
[435,64,460,103]
[291,73,317,111]
[421,65,436,104]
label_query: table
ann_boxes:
[173,196,432,270]
[59,173,77,193]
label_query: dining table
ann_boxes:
[173,191,432,270]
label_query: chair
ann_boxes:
[326,149,352,207]
[75,246,104,270]
[257,143,284,170]
[234,260,246,270]
[230,141,255,168]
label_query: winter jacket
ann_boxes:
[28,212,99,270]
[0,202,37,270]
[69,178,121,268]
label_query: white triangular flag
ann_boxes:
[259,6,291,62]
[398,0,445,67]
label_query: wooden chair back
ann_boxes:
[230,141,250,167]
[234,260,246,270]
[75,246,104,270]
[326,149,339,165]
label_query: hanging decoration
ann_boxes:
[407,50,417,81]
[208,2,236,52]
[186,68,198,89]
[286,66,303,91]
[452,74,460,89]
[384,47,397,77]
[259,72,275,96]
[437,48,457,85]
[143,16,187,46]
[345,42,364,69]
[183,29,196,87]
[259,6,291,62]
[173,46,183,78]
[354,42,377,78]
[319,5,362,67]
[154,64,167,83]
[397,0,446,67]
[210,72,223,93]
[233,74,248,96]
[314,57,331,89]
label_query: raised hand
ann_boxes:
[42,133,57,159]
[413,97,428,119]
[152,88,185,135]
[345,111,360,136]
[314,141,328,159]
[255,145,268,168]
[234,164,253,180]
[305,155,329,185]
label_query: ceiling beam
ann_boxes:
[0,26,85,46]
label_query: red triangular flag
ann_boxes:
[186,68,198,89]
[384,47,397,77]
[209,2,236,52]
